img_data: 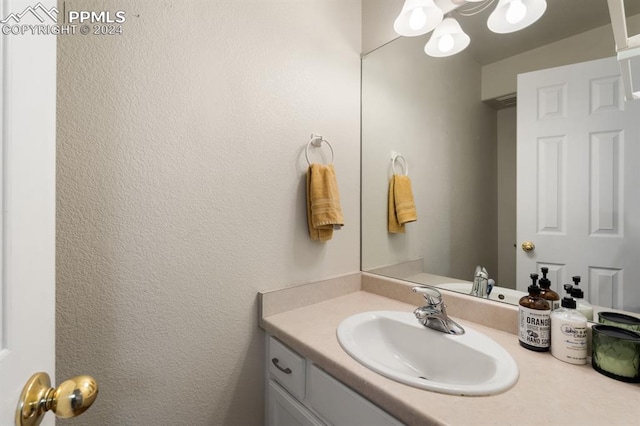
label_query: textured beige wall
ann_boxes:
[56,1,361,425]
[361,34,498,281]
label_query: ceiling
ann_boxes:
[451,0,640,65]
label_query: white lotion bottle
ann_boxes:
[550,287,588,365]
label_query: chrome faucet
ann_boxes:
[470,266,493,298]
[412,286,465,335]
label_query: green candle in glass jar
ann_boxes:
[598,312,640,333]
[591,325,640,383]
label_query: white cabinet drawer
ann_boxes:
[307,364,403,426]
[268,337,306,400]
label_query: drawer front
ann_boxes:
[307,364,404,426]
[268,337,306,400]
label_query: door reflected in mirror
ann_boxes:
[361,2,640,314]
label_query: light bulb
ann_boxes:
[409,7,427,30]
[506,0,527,24]
[438,33,454,53]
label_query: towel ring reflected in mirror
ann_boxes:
[305,134,335,166]
[391,152,409,176]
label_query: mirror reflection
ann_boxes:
[361,0,640,314]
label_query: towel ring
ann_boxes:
[391,152,409,176]
[305,134,335,166]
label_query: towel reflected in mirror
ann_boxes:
[388,174,417,234]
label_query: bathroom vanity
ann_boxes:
[259,272,639,425]
[266,335,402,425]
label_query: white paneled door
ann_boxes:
[517,57,640,312]
[0,0,56,424]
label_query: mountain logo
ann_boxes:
[1,2,58,24]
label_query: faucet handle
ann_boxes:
[474,266,488,279]
[412,286,442,306]
[474,265,482,277]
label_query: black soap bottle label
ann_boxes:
[519,306,551,350]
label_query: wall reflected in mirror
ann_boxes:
[361,1,640,314]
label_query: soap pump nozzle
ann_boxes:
[539,267,551,288]
[570,275,585,299]
[569,275,593,320]
[528,273,540,294]
[560,283,576,309]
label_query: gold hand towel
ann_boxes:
[307,163,344,242]
[388,174,417,234]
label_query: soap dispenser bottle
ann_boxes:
[550,284,588,364]
[570,276,593,321]
[518,273,551,352]
[539,267,560,311]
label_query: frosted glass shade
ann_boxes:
[394,0,444,37]
[424,17,470,57]
[487,0,547,34]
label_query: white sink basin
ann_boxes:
[337,311,519,396]
[436,282,526,305]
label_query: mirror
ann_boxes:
[361,0,640,314]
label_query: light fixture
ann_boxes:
[394,0,547,58]
[424,17,470,57]
[394,0,444,37]
[487,0,547,34]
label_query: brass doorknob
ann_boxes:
[521,241,536,252]
[16,372,98,426]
